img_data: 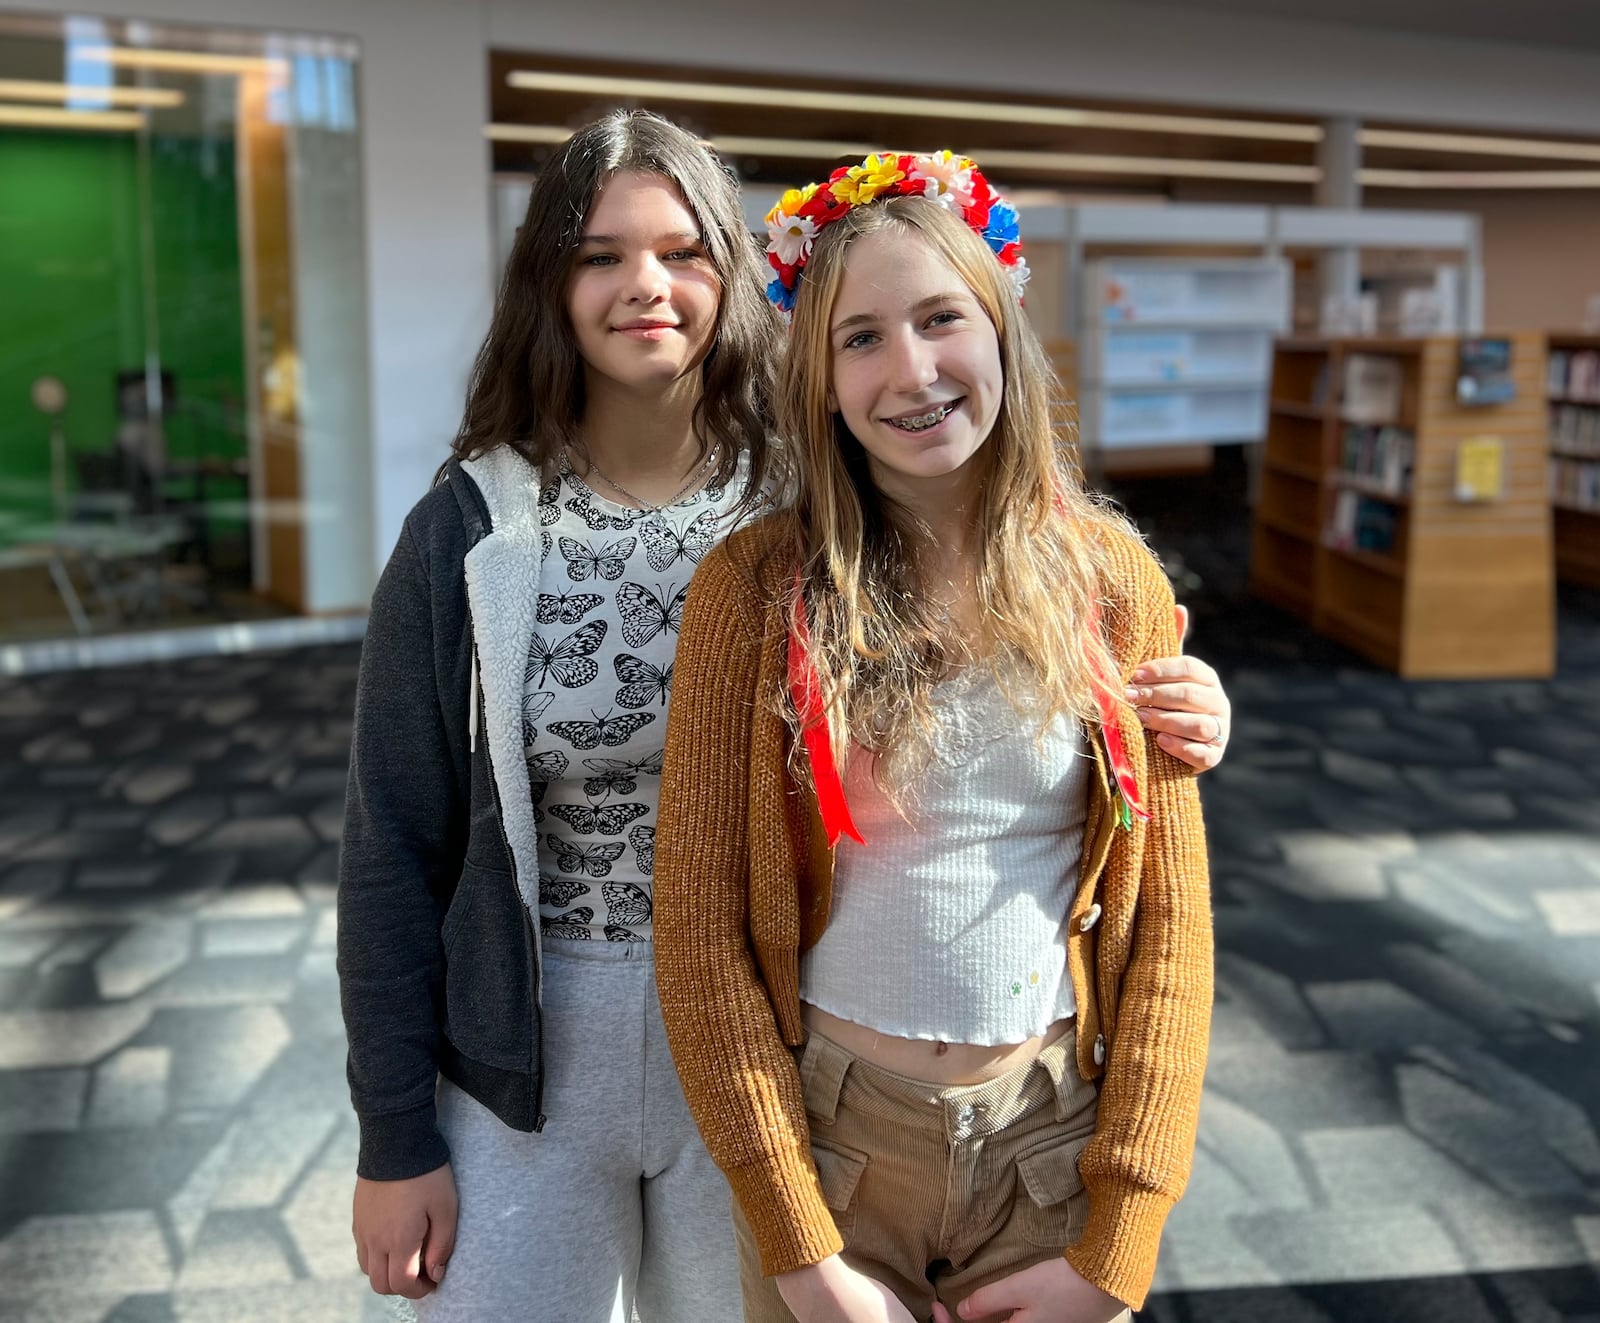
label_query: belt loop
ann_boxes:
[1035,1036,1074,1123]
[799,1033,852,1125]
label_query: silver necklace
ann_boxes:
[560,444,718,515]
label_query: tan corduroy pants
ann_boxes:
[734,1027,1132,1323]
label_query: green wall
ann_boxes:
[0,129,247,541]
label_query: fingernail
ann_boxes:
[432,1263,447,1283]
[1124,686,1141,701]
[1130,666,1151,682]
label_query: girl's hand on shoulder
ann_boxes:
[932,1255,1127,1322]
[777,1254,919,1322]
[1128,604,1231,772]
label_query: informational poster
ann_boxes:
[1456,338,1517,406]
[1455,435,1505,502]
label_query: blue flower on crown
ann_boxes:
[767,275,797,313]
[982,200,1020,255]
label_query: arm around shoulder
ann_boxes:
[1068,542,1214,1309]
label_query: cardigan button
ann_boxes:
[1093,1033,1107,1066]
[1078,903,1102,933]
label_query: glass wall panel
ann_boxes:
[0,11,372,643]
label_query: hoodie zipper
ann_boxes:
[468,616,548,1134]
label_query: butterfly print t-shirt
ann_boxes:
[525,461,751,941]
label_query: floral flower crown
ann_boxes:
[763,150,1028,314]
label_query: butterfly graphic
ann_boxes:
[521,690,554,749]
[580,751,664,798]
[541,531,553,562]
[547,709,656,750]
[539,873,590,907]
[542,906,594,940]
[548,801,649,837]
[527,749,569,785]
[641,510,718,571]
[526,620,608,690]
[616,581,688,648]
[531,780,549,825]
[538,478,562,527]
[545,834,626,877]
[605,924,645,943]
[628,824,655,875]
[561,536,636,582]
[603,881,652,927]
[614,654,672,709]
[537,589,605,625]
[566,494,639,531]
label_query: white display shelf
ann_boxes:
[1077,258,1288,450]
[1079,382,1269,449]
[1082,325,1276,387]
[1089,259,1290,329]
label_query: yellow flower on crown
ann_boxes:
[770,182,821,221]
[830,153,907,206]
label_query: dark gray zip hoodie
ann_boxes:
[337,447,556,1180]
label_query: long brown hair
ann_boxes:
[774,195,1136,787]
[450,110,781,499]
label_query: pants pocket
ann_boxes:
[1012,1132,1092,1250]
[809,1137,869,1243]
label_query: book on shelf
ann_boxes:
[1549,349,1600,403]
[1342,354,1405,423]
[1340,423,1414,495]
[1550,403,1600,456]
[1311,360,1331,408]
[1327,489,1400,554]
[1550,456,1600,512]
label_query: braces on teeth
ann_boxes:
[890,403,955,432]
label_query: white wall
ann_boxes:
[291,119,376,613]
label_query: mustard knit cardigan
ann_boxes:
[654,516,1213,1310]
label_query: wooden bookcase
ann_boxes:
[1250,333,1555,678]
[1547,332,1600,588]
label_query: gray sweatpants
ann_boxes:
[411,936,741,1322]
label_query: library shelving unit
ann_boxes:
[1251,332,1554,678]
[1076,258,1290,462]
[1546,333,1600,588]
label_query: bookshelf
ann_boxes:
[1250,333,1555,678]
[1076,258,1290,455]
[1546,333,1600,588]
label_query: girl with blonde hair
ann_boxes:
[655,154,1212,1322]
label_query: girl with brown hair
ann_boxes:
[655,156,1212,1322]
[340,119,1226,1322]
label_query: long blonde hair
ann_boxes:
[772,194,1136,788]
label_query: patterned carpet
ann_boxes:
[1,463,1596,1321]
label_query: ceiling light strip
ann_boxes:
[504,69,1321,143]
[0,78,183,107]
[1360,127,1600,164]
[505,70,1600,164]
[1363,167,1600,189]
[73,46,288,76]
[975,148,1319,183]
[487,123,1321,183]
[0,104,146,130]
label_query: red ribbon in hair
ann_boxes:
[787,579,866,847]
[1054,489,1149,826]
[1087,604,1151,826]
[787,486,1150,846]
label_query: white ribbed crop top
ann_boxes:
[798,667,1094,1046]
